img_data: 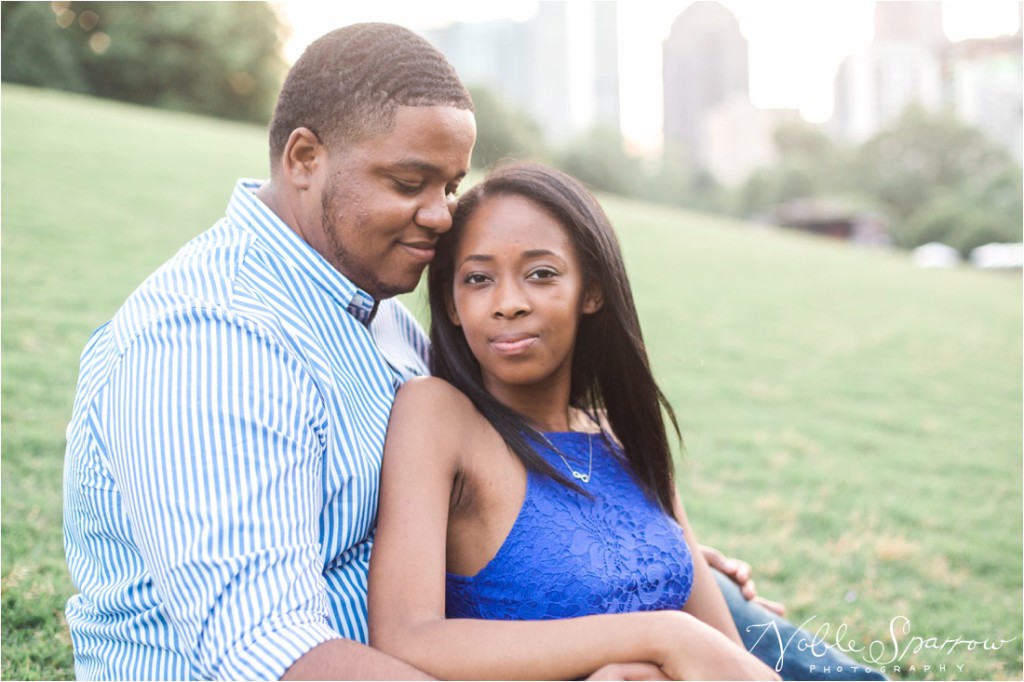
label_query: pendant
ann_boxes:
[573,472,590,483]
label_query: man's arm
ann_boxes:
[282,640,432,680]
[101,312,364,679]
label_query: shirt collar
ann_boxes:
[226,179,378,326]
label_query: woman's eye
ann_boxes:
[528,268,558,280]
[463,273,490,285]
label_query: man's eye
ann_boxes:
[393,179,422,194]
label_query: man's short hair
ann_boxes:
[268,22,474,165]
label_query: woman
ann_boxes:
[368,162,777,680]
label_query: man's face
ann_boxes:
[308,105,476,300]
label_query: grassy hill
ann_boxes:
[2,83,1021,680]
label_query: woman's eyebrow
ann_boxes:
[460,254,495,265]
[459,249,561,266]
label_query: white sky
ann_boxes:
[272,1,1022,152]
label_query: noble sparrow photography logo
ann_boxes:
[746,614,1018,677]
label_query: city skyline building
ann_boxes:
[661,1,749,162]
[943,31,1023,162]
[703,94,800,185]
[424,2,620,145]
[831,0,1021,163]
[420,0,1019,185]
[276,1,1021,159]
[832,1,948,143]
[873,0,948,45]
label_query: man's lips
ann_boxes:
[398,240,436,262]
[490,333,539,354]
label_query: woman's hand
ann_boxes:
[652,611,780,681]
[586,663,671,680]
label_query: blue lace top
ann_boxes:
[445,431,693,620]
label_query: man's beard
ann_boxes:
[320,185,406,301]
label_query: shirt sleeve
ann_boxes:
[96,307,340,680]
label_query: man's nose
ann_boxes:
[415,190,454,233]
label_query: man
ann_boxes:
[64,23,472,680]
[64,21,879,681]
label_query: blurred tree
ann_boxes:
[726,104,1021,253]
[898,194,967,249]
[864,104,1022,252]
[897,166,1023,255]
[773,119,834,159]
[637,142,685,205]
[636,141,726,212]
[558,125,643,196]
[858,103,1013,222]
[1,1,286,123]
[467,85,548,170]
[729,120,860,218]
[733,160,819,217]
[945,209,1020,256]
[1,2,88,92]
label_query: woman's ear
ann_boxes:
[446,294,462,326]
[280,127,323,190]
[582,284,604,315]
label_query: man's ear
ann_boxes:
[582,283,604,315]
[279,127,323,190]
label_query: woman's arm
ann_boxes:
[368,378,775,680]
[673,490,745,646]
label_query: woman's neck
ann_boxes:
[484,377,573,433]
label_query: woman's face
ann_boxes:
[448,194,602,404]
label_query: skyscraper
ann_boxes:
[832,1,948,143]
[872,0,946,46]
[944,32,1023,163]
[425,2,620,144]
[592,2,621,134]
[662,1,749,160]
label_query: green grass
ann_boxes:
[603,198,1022,679]
[2,83,1021,680]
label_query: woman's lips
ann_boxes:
[490,333,539,355]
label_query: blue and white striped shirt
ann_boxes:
[63,180,431,680]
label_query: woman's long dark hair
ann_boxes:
[427,162,681,513]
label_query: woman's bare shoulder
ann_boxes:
[385,378,496,480]
[390,377,483,434]
[395,375,472,407]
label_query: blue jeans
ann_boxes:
[715,570,886,681]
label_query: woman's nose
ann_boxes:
[493,281,530,319]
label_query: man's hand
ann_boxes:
[700,545,786,616]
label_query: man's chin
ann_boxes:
[370,277,424,301]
